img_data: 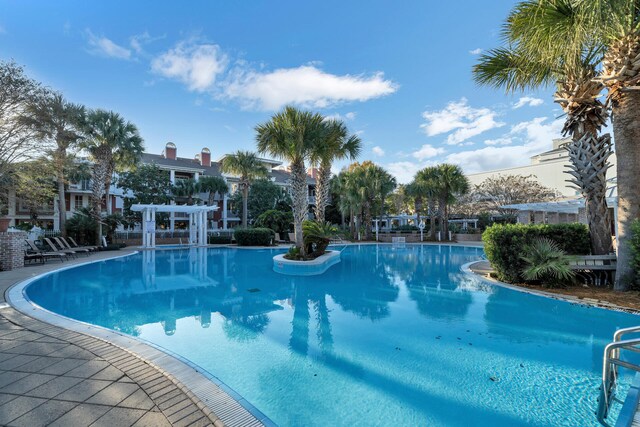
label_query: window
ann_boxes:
[74,195,83,210]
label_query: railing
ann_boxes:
[115,230,234,240]
[597,326,640,425]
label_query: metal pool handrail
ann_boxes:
[597,326,640,425]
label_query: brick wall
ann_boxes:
[0,231,27,271]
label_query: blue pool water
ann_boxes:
[24,245,640,426]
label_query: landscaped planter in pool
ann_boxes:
[273,250,341,275]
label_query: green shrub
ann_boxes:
[520,238,575,287]
[303,220,337,256]
[284,245,302,260]
[631,219,640,282]
[208,234,232,244]
[234,227,275,246]
[483,223,590,283]
[393,225,419,232]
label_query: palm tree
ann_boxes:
[220,150,268,228]
[311,119,361,222]
[20,93,85,236]
[434,164,469,238]
[493,0,640,289]
[473,44,613,255]
[198,175,229,222]
[414,166,442,240]
[172,178,200,205]
[256,106,325,253]
[369,165,396,239]
[82,109,144,244]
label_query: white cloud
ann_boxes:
[420,98,505,145]
[86,30,131,60]
[483,137,512,146]
[469,48,482,55]
[513,96,544,109]
[444,116,564,173]
[151,41,228,92]
[372,146,385,156]
[222,65,397,110]
[386,161,431,184]
[412,144,445,161]
[324,111,357,122]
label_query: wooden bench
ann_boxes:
[570,254,617,287]
[569,255,617,271]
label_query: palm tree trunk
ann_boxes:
[241,186,249,227]
[364,202,372,240]
[314,163,331,222]
[290,160,308,254]
[428,198,436,240]
[439,196,448,238]
[565,133,613,255]
[90,152,110,246]
[57,178,66,236]
[612,92,640,290]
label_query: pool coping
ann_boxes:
[461,261,640,315]
[5,249,277,427]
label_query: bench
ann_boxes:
[570,254,617,287]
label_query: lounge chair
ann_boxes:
[55,237,90,256]
[288,232,295,243]
[43,238,77,258]
[24,250,44,265]
[25,240,65,262]
[67,236,98,251]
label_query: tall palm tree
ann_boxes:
[172,178,200,205]
[434,164,469,238]
[256,106,325,253]
[20,93,85,236]
[473,44,613,255]
[82,109,144,244]
[496,0,640,289]
[414,166,442,240]
[369,164,396,239]
[198,175,229,222]
[220,150,268,228]
[311,119,361,222]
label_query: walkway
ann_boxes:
[0,249,252,427]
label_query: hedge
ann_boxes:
[482,223,590,283]
[208,235,232,244]
[631,219,640,283]
[234,227,275,246]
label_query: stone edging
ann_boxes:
[461,261,640,315]
[5,251,275,427]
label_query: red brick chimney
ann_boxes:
[308,167,320,179]
[200,148,211,167]
[164,142,177,160]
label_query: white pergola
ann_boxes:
[131,204,218,248]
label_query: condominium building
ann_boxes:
[5,142,317,231]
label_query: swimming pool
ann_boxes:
[23,244,640,426]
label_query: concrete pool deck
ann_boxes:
[0,248,266,427]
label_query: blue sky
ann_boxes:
[0,0,565,182]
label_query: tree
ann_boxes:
[198,176,229,222]
[220,151,269,228]
[369,165,396,238]
[483,0,640,288]
[229,179,291,222]
[473,28,613,256]
[311,119,361,222]
[117,164,174,226]
[256,106,325,254]
[13,159,57,225]
[20,93,86,236]
[0,61,46,186]
[434,164,469,237]
[172,178,200,205]
[472,175,559,216]
[413,167,441,239]
[255,209,293,237]
[82,109,144,244]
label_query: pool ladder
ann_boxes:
[597,326,640,425]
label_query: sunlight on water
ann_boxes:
[26,245,640,426]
